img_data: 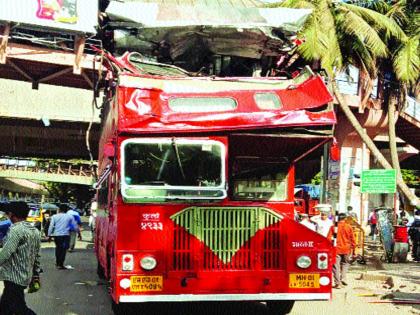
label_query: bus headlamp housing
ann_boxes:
[296,255,312,269]
[140,256,157,270]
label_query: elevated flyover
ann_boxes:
[0,158,95,186]
[0,20,102,160]
[0,77,101,159]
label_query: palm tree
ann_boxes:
[374,0,419,206]
[268,0,419,206]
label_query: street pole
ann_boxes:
[321,143,329,204]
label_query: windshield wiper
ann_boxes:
[171,138,186,180]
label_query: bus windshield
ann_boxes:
[121,139,226,201]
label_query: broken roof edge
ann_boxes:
[116,65,316,92]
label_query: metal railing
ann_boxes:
[0,158,96,185]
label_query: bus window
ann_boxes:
[232,159,288,201]
[121,139,226,201]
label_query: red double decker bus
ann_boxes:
[94,52,336,314]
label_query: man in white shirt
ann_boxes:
[299,214,316,231]
[88,210,97,242]
[311,211,333,237]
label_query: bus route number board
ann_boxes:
[130,276,163,292]
[289,273,320,288]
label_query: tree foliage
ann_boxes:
[43,182,94,210]
[401,169,420,187]
[269,0,419,206]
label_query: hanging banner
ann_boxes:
[0,0,98,34]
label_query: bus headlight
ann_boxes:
[140,256,157,270]
[296,255,312,269]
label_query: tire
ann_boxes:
[97,261,106,280]
[112,301,158,315]
[266,301,295,315]
[111,300,132,315]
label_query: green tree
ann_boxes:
[370,0,419,206]
[401,169,420,187]
[269,0,419,206]
[43,182,94,210]
[311,172,321,185]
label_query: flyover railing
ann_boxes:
[0,158,97,185]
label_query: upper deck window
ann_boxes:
[169,97,237,113]
[121,139,226,202]
[254,93,282,110]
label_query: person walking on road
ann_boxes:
[48,204,77,269]
[67,207,82,252]
[88,209,97,242]
[333,213,356,289]
[408,209,420,262]
[368,209,378,241]
[0,201,41,315]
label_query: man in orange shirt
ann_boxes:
[333,213,356,289]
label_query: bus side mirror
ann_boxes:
[104,142,115,159]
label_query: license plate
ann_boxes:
[289,273,320,289]
[130,276,163,292]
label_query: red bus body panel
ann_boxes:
[95,65,336,304]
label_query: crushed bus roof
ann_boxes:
[112,67,335,134]
[104,1,311,60]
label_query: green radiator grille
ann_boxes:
[171,207,283,271]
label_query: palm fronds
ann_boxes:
[393,35,420,84]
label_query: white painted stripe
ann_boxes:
[120,293,331,303]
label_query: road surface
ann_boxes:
[4,227,417,315]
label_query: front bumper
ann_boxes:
[119,292,331,303]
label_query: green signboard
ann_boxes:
[361,169,397,194]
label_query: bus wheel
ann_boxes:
[266,301,295,315]
[111,301,132,315]
[97,261,106,279]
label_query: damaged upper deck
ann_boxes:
[103,53,335,135]
[102,0,311,70]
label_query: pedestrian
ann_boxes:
[311,210,333,237]
[48,204,77,269]
[397,208,407,225]
[0,201,41,315]
[347,206,358,222]
[299,214,316,231]
[367,209,378,241]
[67,207,82,252]
[408,209,420,262]
[88,210,96,242]
[333,213,356,289]
[42,212,50,238]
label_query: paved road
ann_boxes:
[10,228,419,315]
